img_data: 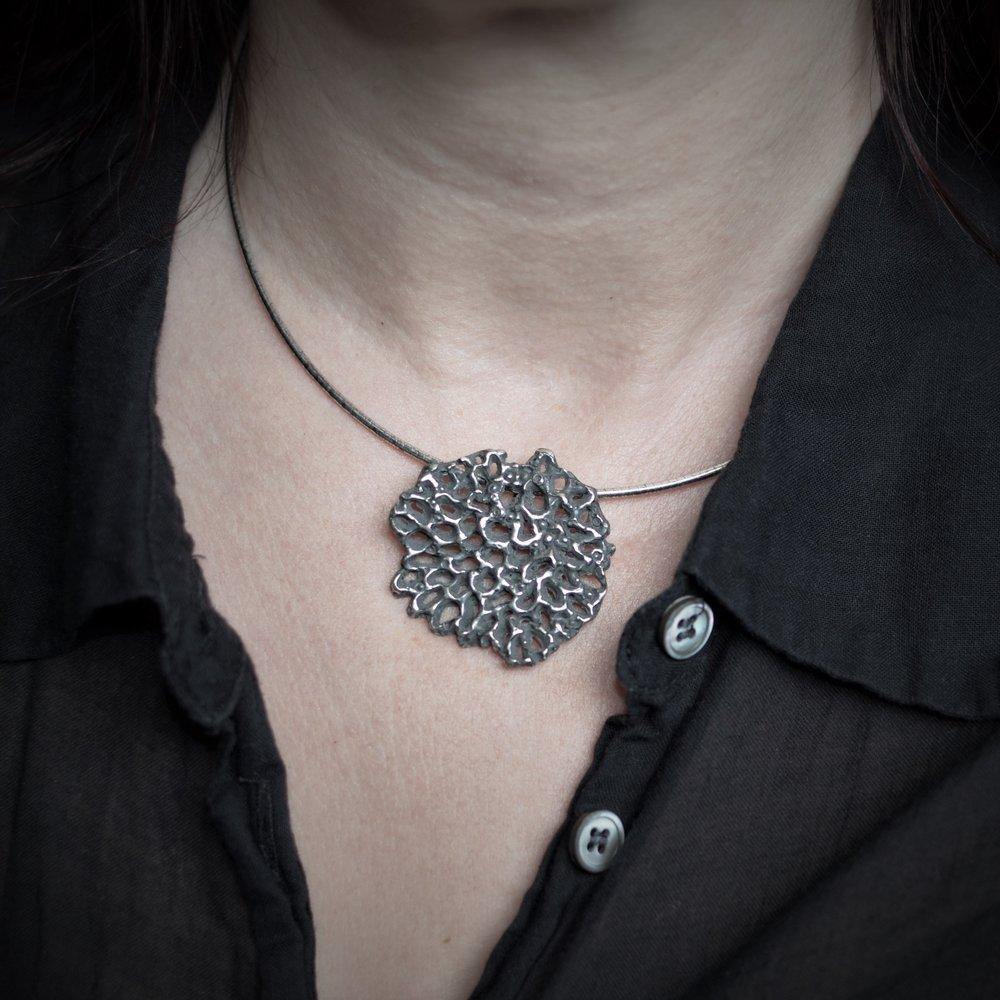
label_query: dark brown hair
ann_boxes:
[2,1,999,262]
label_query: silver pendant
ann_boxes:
[390,449,615,665]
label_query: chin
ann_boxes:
[329,0,616,36]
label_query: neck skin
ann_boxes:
[232,0,879,485]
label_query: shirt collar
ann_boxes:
[4,77,999,728]
[679,111,1000,719]
[1,56,247,734]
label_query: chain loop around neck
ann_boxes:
[222,30,731,499]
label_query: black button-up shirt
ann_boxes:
[2,53,1000,1000]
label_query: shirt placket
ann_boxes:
[469,569,732,999]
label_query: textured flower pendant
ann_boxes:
[389,449,615,665]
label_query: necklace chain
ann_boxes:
[221,33,731,499]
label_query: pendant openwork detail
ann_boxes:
[390,449,615,666]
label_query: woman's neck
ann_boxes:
[231,0,878,467]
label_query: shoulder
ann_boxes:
[0,74,218,664]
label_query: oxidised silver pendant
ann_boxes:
[389,449,615,666]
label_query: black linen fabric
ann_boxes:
[2,47,1000,1000]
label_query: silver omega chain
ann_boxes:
[221,29,738,668]
[221,33,731,500]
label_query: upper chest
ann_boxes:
[155,247,716,999]
[155,418,708,998]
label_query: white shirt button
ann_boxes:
[570,810,625,873]
[659,594,714,659]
